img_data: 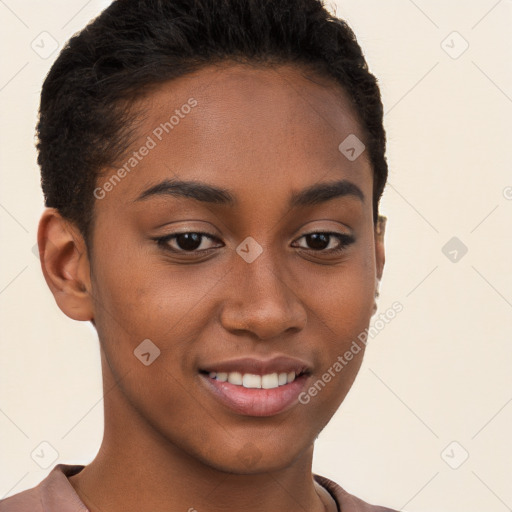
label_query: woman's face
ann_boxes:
[87,63,384,473]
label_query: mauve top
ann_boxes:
[0,464,399,511]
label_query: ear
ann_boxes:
[372,214,386,315]
[36,208,94,321]
[375,214,386,282]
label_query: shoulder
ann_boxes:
[314,473,400,512]
[0,482,43,512]
[0,464,86,512]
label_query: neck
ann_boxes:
[68,353,331,512]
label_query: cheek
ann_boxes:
[296,249,375,411]
[301,255,375,339]
[91,247,214,330]
[90,260,204,413]
[299,262,374,414]
[89,251,226,397]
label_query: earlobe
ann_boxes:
[37,208,94,321]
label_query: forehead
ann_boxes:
[96,62,372,208]
[137,62,365,148]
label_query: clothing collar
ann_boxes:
[35,463,388,512]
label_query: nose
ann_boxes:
[219,251,308,340]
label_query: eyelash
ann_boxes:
[153,231,355,256]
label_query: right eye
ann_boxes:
[153,232,224,253]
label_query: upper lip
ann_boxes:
[200,355,312,376]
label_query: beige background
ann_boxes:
[1,1,511,510]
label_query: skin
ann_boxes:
[38,62,385,512]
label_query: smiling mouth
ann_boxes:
[198,368,311,417]
[198,355,313,416]
[200,370,308,389]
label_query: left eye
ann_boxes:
[292,232,355,253]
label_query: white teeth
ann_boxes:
[261,373,279,389]
[227,371,243,385]
[242,373,261,388]
[208,370,299,388]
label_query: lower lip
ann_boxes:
[199,373,310,417]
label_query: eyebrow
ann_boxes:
[134,178,365,207]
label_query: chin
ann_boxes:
[194,440,308,475]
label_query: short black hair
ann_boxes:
[37,0,388,250]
